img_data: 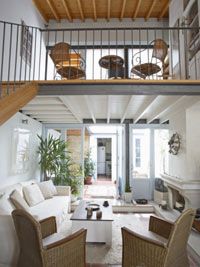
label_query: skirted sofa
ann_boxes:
[0,179,71,267]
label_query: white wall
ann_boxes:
[0,112,42,188]
[162,100,200,181]
[0,0,47,82]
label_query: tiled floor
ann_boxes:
[84,179,116,199]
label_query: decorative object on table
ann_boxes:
[87,207,93,218]
[86,203,100,211]
[124,184,132,203]
[99,55,125,79]
[96,210,102,219]
[103,200,109,207]
[168,132,181,155]
[135,199,148,205]
[159,200,168,210]
[84,150,95,185]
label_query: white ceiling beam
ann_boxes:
[147,96,181,123]
[30,114,75,119]
[41,119,78,123]
[134,96,157,123]
[121,96,134,123]
[107,96,111,124]
[84,96,96,123]
[59,96,82,123]
[23,110,72,115]
[22,105,67,111]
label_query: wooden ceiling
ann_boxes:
[33,0,169,23]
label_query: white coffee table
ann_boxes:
[70,200,113,245]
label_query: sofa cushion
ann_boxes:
[0,193,14,215]
[23,184,45,207]
[10,190,30,211]
[38,180,57,199]
[30,196,70,228]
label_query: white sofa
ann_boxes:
[0,180,71,267]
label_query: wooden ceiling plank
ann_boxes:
[107,0,111,22]
[61,0,73,22]
[46,0,60,21]
[77,0,85,22]
[32,0,48,22]
[120,0,127,21]
[145,0,157,21]
[92,0,97,22]
[158,1,169,20]
[132,0,142,20]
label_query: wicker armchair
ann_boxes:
[121,208,195,267]
[12,209,87,267]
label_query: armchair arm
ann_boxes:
[44,229,87,267]
[39,216,57,238]
[121,227,167,267]
[55,186,71,196]
[149,215,174,239]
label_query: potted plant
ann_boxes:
[37,135,83,199]
[84,150,95,185]
[124,183,132,203]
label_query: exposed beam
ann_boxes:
[92,0,97,22]
[158,1,169,20]
[30,114,75,119]
[59,96,82,123]
[84,96,96,123]
[134,96,157,123]
[32,0,48,22]
[145,0,156,21]
[107,0,111,22]
[77,0,85,22]
[107,95,111,124]
[23,110,72,115]
[46,0,60,21]
[61,0,73,22]
[121,96,134,123]
[147,96,181,123]
[132,0,142,20]
[120,0,127,21]
[22,105,67,111]
[41,119,77,123]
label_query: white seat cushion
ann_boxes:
[23,184,45,207]
[30,196,70,228]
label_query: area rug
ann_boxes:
[59,213,199,266]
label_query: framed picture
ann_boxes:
[21,20,32,66]
[12,128,30,174]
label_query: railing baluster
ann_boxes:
[14,25,19,91]
[0,22,6,99]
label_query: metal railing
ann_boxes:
[0,20,200,98]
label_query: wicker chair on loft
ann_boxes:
[50,42,85,80]
[131,39,168,79]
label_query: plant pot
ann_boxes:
[124,192,132,203]
[84,176,93,185]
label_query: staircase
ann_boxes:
[0,82,38,126]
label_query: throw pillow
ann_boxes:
[23,184,45,207]
[38,180,57,199]
[10,190,30,211]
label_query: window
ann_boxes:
[135,138,141,167]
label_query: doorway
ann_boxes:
[97,138,112,181]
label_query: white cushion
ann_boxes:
[38,180,57,199]
[10,190,30,211]
[30,196,70,228]
[23,184,45,207]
